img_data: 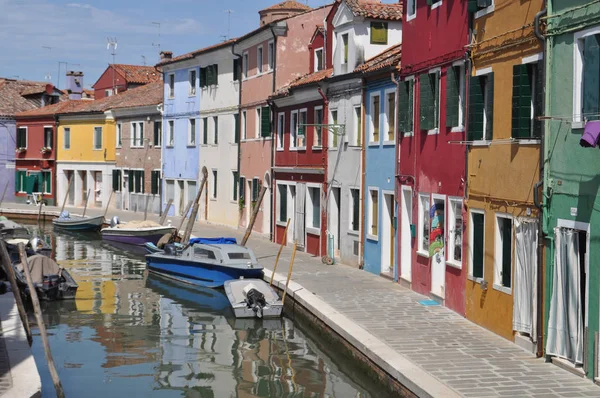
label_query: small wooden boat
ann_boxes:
[145,237,264,288]
[52,212,104,231]
[1,218,52,262]
[101,218,177,246]
[14,255,78,301]
[224,279,283,319]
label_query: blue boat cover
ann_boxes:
[189,237,237,245]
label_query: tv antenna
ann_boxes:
[107,37,118,95]
[152,22,161,61]
[141,55,147,66]
[224,9,233,40]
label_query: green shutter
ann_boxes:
[468,76,484,141]
[468,0,478,12]
[472,213,484,278]
[112,169,119,191]
[200,67,207,88]
[433,72,440,128]
[206,66,214,86]
[203,118,208,144]
[151,171,158,194]
[44,172,51,194]
[583,34,600,121]
[214,117,219,144]
[427,0,433,5]
[128,170,134,193]
[502,220,512,288]
[485,73,494,140]
[407,81,414,132]
[446,66,460,128]
[398,81,409,132]
[260,106,271,137]
[233,59,240,81]
[370,22,388,45]
[15,171,20,192]
[512,64,533,139]
[533,60,543,139]
[252,178,259,201]
[234,114,240,143]
[141,171,145,194]
[239,177,245,202]
[420,74,433,131]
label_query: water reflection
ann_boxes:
[27,225,376,397]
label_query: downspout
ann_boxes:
[534,4,547,359]
[359,77,367,269]
[231,42,243,231]
[269,25,278,242]
[318,85,329,258]
[391,71,400,282]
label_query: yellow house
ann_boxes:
[465,0,544,351]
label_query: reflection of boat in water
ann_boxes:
[102,240,149,257]
[145,272,232,315]
[14,255,78,301]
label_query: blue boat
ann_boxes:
[145,237,264,288]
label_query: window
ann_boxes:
[239,176,246,205]
[251,178,260,202]
[298,109,307,148]
[202,118,208,144]
[168,74,175,98]
[447,198,463,267]
[398,78,415,134]
[354,106,362,146]
[166,180,175,202]
[213,116,218,144]
[420,71,440,131]
[385,90,396,142]
[260,106,270,138]
[256,108,261,138]
[41,171,51,194]
[200,67,207,88]
[307,186,321,231]
[232,171,239,201]
[429,0,442,8]
[370,94,380,143]
[268,41,274,71]
[512,61,542,139]
[234,114,240,143]
[15,170,26,192]
[330,110,339,147]
[407,0,416,20]
[370,22,388,45]
[233,58,241,81]
[277,113,285,149]
[131,121,144,148]
[368,189,379,238]
[93,127,102,150]
[290,111,299,149]
[16,127,27,149]
[112,169,122,192]
[342,34,349,65]
[314,107,323,148]
[129,170,145,193]
[495,215,513,291]
[242,110,247,140]
[105,89,113,97]
[212,170,218,199]
[243,52,249,78]
[188,119,196,146]
[418,194,431,254]
[468,0,493,16]
[44,127,53,149]
[314,48,324,72]
[350,188,360,232]
[116,123,122,147]
[188,69,197,95]
[151,170,161,195]
[278,184,288,223]
[446,64,466,130]
[167,120,174,147]
[470,211,485,279]
[154,121,162,147]
[63,127,70,149]
[257,46,264,74]
[468,72,494,141]
[204,64,218,86]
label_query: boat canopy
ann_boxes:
[189,237,237,245]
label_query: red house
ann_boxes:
[396,0,469,315]
[92,64,161,100]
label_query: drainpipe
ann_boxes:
[359,77,367,269]
[391,71,400,282]
[231,42,243,231]
[534,4,547,359]
[269,25,278,242]
[318,85,329,258]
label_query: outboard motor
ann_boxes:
[163,244,177,255]
[59,211,70,219]
[28,237,45,253]
[244,286,267,318]
[110,216,120,228]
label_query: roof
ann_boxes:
[156,39,237,67]
[355,43,401,73]
[92,64,161,88]
[260,0,311,12]
[272,68,333,98]
[0,79,61,117]
[346,0,403,21]
[15,100,88,118]
[310,25,326,44]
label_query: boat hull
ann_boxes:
[52,215,104,231]
[102,227,176,246]
[146,256,264,288]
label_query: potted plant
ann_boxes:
[15,147,25,154]
[238,197,245,212]
[40,146,51,154]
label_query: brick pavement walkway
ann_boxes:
[0,319,12,395]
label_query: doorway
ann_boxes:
[330,187,341,257]
[178,180,185,216]
[288,185,296,245]
[400,186,412,282]
[430,195,446,299]
[123,171,130,210]
[78,170,87,207]
[295,183,306,249]
[65,170,75,206]
[381,191,395,275]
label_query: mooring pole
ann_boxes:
[281,241,297,306]
[143,195,150,221]
[82,189,91,218]
[17,244,64,398]
[0,241,31,345]
[59,175,73,215]
[0,182,9,211]
[241,185,268,246]
[37,182,44,224]
[270,218,290,287]
[103,190,114,220]
[177,200,193,233]
[182,170,208,244]
[159,199,173,225]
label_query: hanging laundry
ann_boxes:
[580,120,600,148]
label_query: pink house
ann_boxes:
[233,1,332,238]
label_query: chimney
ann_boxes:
[160,51,173,60]
[66,71,83,100]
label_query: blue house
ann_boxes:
[0,119,15,203]
[359,45,401,278]
[157,51,201,216]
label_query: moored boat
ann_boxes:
[14,254,78,301]
[145,237,264,288]
[224,279,283,319]
[52,211,104,231]
[101,218,177,246]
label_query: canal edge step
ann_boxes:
[263,269,461,398]
[0,295,42,398]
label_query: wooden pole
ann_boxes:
[103,190,114,219]
[241,185,268,246]
[59,175,73,215]
[177,200,193,232]
[143,195,151,221]
[182,172,208,244]
[0,182,9,210]
[159,199,173,225]
[270,218,290,287]
[0,241,31,345]
[82,189,91,218]
[37,182,44,224]
[281,241,297,306]
[17,244,64,398]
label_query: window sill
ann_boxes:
[368,142,380,147]
[210,197,217,201]
[383,140,395,146]
[431,1,442,10]
[116,146,122,149]
[471,141,491,147]
[131,146,144,149]
[241,138,265,143]
[406,13,416,22]
[230,200,238,205]
[154,145,161,149]
[572,121,584,129]
[312,146,323,151]
[427,128,439,135]
[290,147,306,152]
[475,4,494,19]
[467,275,484,283]
[347,230,359,236]
[93,148,103,151]
[446,260,462,270]
[518,139,541,145]
[450,126,465,133]
[329,147,338,151]
[188,93,196,97]
[187,144,197,148]
[493,284,512,295]
[306,227,320,236]
[276,221,288,227]
[276,147,284,152]
[403,132,414,137]
[417,250,430,259]
[366,234,378,242]
[166,145,174,148]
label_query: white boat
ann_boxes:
[224,279,283,319]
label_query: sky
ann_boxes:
[0,0,331,89]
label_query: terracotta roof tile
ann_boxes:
[272,68,333,98]
[111,64,162,84]
[15,100,87,118]
[346,0,403,21]
[355,43,401,73]
[156,39,237,67]
[261,0,311,12]
[0,79,61,117]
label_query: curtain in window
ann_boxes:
[546,228,584,365]
[513,219,538,340]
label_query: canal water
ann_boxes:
[24,225,387,397]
